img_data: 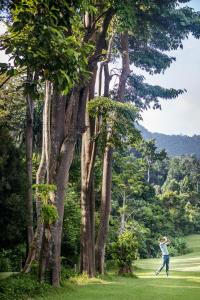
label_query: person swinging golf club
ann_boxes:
[155,236,170,276]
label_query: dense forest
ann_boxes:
[0,1,200,299]
[139,125,200,158]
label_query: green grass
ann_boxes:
[136,234,200,272]
[0,272,14,280]
[32,272,200,300]
[2,234,200,300]
[33,234,200,300]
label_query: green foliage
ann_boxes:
[1,0,93,94]
[41,204,58,225]
[0,245,26,272]
[33,184,58,225]
[126,74,184,110]
[110,230,138,270]
[32,184,56,202]
[114,0,137,31]
[0,273,50,300]
[62,186,81,266]
[88,97,140,148]
[0,250,12,272]
[0,126,26,249]
[168,237,189,257]
[110,145,200,259]
[0,73,44,148]
[61,266,76,281]
[163,156,200,193]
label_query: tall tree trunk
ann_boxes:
[37,86,88,286]
[25,69,34,249]
[26,93,34,249]
[117,32,130,102]
[95,146,113,274]
[80,67,98,276]
[95,31,130,274]
[119,190,126,234]
[23,90,48,272]
[80,132,96,276]
[95,58,111,274]
[80,11,113,274]
[147,162,150,183]
[35,110,46,258]
[38,80,52,283]
[23,70,40,272]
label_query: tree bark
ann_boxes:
[119,190,126,234]
[36,86,88,286]
[80,132,96,276]
[118,265,133,275]
[95,31,130,274]
[35,113,46,258]
[25,69,39,250]
[25,89,34,249]
[38,80,53,283]
[80,67,98,276]
[95,146,113,274]
[79,10,114,277]
[95,57,112,274]
[117,32,131,102]
[23,84,48,270]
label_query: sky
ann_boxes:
[139,0,200,136]
[0,0,200,136]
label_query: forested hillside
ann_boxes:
[138,125,200,158]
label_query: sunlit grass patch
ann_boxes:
[135,235,200,272]
[69,273,115,285]
[0,272,15,280]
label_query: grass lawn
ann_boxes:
[33,234,200,300]
[32,271,200,300]
[1,235,199,299]
[136,234,200,272]
[0,272,14,280]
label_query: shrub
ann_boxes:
[61,266,76,280]
[0,273,50,300]
[0,246,26,272]
[110,230,138,275]
[169,237,190,256]
[0,253,12,272]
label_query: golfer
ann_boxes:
[155,236,170,276]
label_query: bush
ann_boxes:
[0,246,26,272]
[61,266,76,280]
[62,187,81,267]
[110,230,138,275]
[0,253,12,272]
[0,273,50,300]
[169,237,190,256]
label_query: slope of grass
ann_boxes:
[33,234,200,300]
[135,234,200,272]
[33,272,200,300]
[185,234,200,253]
[1,235,200,300]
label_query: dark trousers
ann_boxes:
[157,255,170,274]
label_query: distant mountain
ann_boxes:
[138,124,200,158]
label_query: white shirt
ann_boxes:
[159,243,169,255]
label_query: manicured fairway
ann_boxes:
[136,234,200,272]
[33,234,200,300]
[1,235,199,299]
[33,271,200,300]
